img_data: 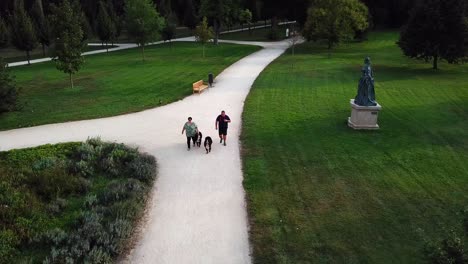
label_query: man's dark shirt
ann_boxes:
[216,115,231,129]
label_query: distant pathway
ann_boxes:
[6,21,296,67]
[0,39,290,263]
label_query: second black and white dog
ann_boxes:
[204,136,213,154]
[194,131,202,147]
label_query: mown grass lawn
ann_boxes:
[0,42,260,130]
[241,31,468,263]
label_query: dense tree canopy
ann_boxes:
[398,0,468,69]
[303,0,369,50]
[125,0,164,61]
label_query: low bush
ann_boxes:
[0,58,18,114]
[0,138,157,262]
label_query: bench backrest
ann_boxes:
[193,80,204,88]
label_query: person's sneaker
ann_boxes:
[220,138,223,143]
[223,142,226,146]
[187,148,190,151]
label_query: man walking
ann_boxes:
[182,117,198,150]
[215,110,231,146]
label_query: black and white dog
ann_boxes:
[204,136,213,154]
[195,131,202,147]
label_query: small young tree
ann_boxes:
[161,19,176,43]
[303,0,368,50]
[0,58,18,113]
[10,3,37,65]
[200,0,234,45]
[0,17,8,48]
[96,0,114,52]
[239,9,252,32]
[194,17,214,58]
[398,0,468,70]
[125,0,164,61]
[49,0,84,89]
[30,0,50,57]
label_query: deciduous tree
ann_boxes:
[125,0,164,61]
[200,0,233,45]
[96,0,114,52]
[194,17,214,57]
[49,0,84,89]
[398,0,468,70]
[302,0,368,50]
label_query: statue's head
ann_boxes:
[364,57,371,64]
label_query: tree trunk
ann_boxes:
[106,42,108,53]
[433,55,438,70]
[203,44,205,58]
[42,44,46,57]
[26,50,31,65]
[69,73,74,89]
[141,44,145,61]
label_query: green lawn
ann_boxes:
[241,31,468,263]
[0,42,260,130]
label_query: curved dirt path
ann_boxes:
[0,39,290,263]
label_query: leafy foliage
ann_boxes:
[49,0,84,88]
[125,0,164,61]
[96,0,116,51]
[161,20,176,42]
[303,0,369,49]
[194,17,214,57]
[200,0,235,45]
[0,139,157,262]
[398,0,468,69]
[0,58,18,113]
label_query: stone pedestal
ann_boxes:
[348,99,382,130]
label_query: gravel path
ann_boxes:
[0,39,290,263]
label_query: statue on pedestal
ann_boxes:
[354,57,377,106]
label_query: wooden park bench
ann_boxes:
[192,80,209,94]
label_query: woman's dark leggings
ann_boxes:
[187,136,196,149]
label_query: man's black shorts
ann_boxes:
[218,127,227,135]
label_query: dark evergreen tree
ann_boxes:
[106,0,120,45]
[183,0,197,29]
[30,0,50,56]
[10,1,37,65]
[398,0,468,69]
[0,17,8,48]
[96,1,114,51]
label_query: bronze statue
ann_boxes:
[354,57,377,106]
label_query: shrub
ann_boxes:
[0,58,18,114]
[128,153,157,183]
[0,229,19,263]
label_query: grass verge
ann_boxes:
[241,31,468,263]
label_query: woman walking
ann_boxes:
[182,117,198,150]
